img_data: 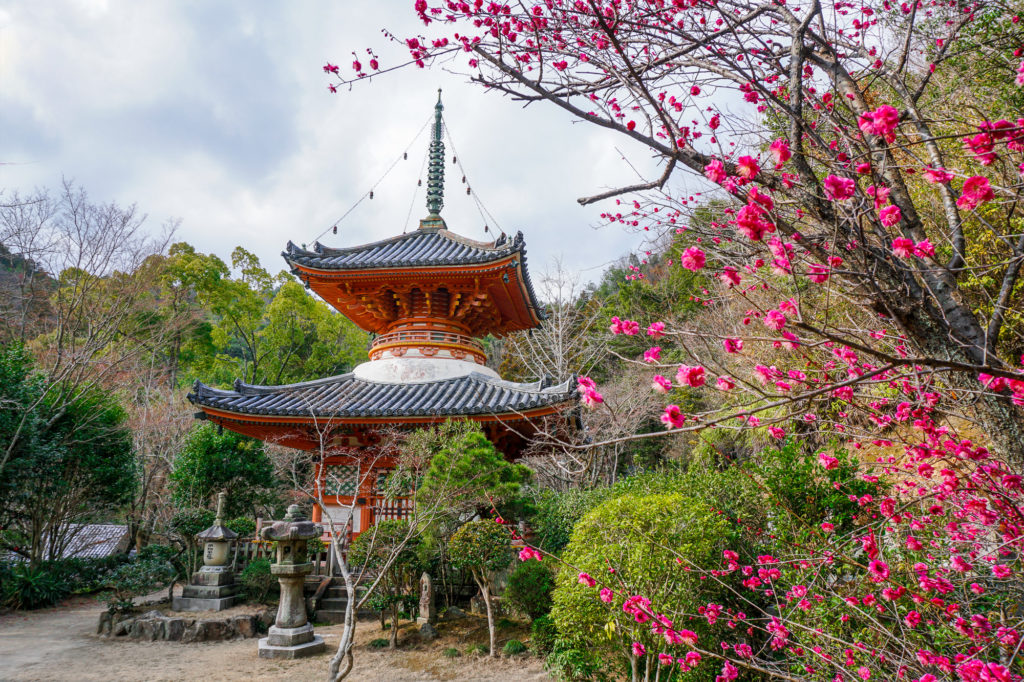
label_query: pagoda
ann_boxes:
[188,94,577,537]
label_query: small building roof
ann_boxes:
[284,228,526,271]
[188,372,576,420]
[60,524,130,560]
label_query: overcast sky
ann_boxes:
[0,0,678,287]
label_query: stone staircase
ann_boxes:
[304,577,373,624]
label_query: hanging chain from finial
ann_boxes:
[426,89,445,216]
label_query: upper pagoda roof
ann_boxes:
[284,228,526,272]
[188,372,575,421]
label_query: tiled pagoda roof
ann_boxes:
[188,372,576,420]
[283,228,526,271]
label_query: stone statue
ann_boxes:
[419,572,436,624]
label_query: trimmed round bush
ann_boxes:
[549,493,730,680]
[239,557,275,603]
[505,559,555,619]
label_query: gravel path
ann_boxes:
[0,597,552,681]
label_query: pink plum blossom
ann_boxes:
[891,238,915,258]
[769,138,791,168]
[736,155,760,180]
[661,404,686,429]
[858,104,900,138]
[824,174,856,201]
[879,204,901,227]
[676,364,706,387]
[680,246,707,271]
[764,309,787,331]
[652,375,672,393]
[957,176,995,210]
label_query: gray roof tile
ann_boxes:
[188,372,577,420]
[283,229,524,270]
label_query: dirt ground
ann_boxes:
[0,596,552,681]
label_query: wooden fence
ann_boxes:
[232,540,334,577]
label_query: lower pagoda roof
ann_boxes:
[187,372,577,421]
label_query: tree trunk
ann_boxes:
[327,540,357,682]
[480,578,496,657]
[389,602,399,649]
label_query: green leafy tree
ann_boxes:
[448,519,512,657]
[169,423,280,518]
[414,420,533,521]
[0,343,137,563]
[348,519,422,649]
[258,280,367,385]
[148,242,230,387]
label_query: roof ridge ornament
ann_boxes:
[421,89,447,230]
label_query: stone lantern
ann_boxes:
[257,504,325,659]
[173,492,239,611]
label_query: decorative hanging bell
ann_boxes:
[332,225,337,235]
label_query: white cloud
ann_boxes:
[0,0,653,286]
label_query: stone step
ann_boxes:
[320,597,349,611]
[313,609,346,624]
[313,606,375,624]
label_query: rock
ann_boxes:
[258,608,275,628]
[443,606,466,620]
[163,618,187,641]
[419,623,439,641]
[181,623,200,644]
[97,611,111,635]
[232,615,256,639]
[113,619,130,637]
[132,618,159,641]
[194,620,230,642]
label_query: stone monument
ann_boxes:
[173,492,239,612]
[257,504,326,659]
[418,572,436,624]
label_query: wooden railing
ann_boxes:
[370,328,484,354]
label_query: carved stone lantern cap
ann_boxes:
[196,491,238,541]
[259,504,321,542]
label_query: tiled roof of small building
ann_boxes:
[188,372,576,420]
[61,524,130,560]
[283,229,526,271]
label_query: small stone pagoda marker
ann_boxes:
[418,572,436,624]
[257,504,325,659]
[172,491,239,611]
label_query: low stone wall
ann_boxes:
[98,608,273,642]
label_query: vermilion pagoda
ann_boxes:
[188,95,577,536]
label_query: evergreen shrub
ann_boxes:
[505,559,555,619]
